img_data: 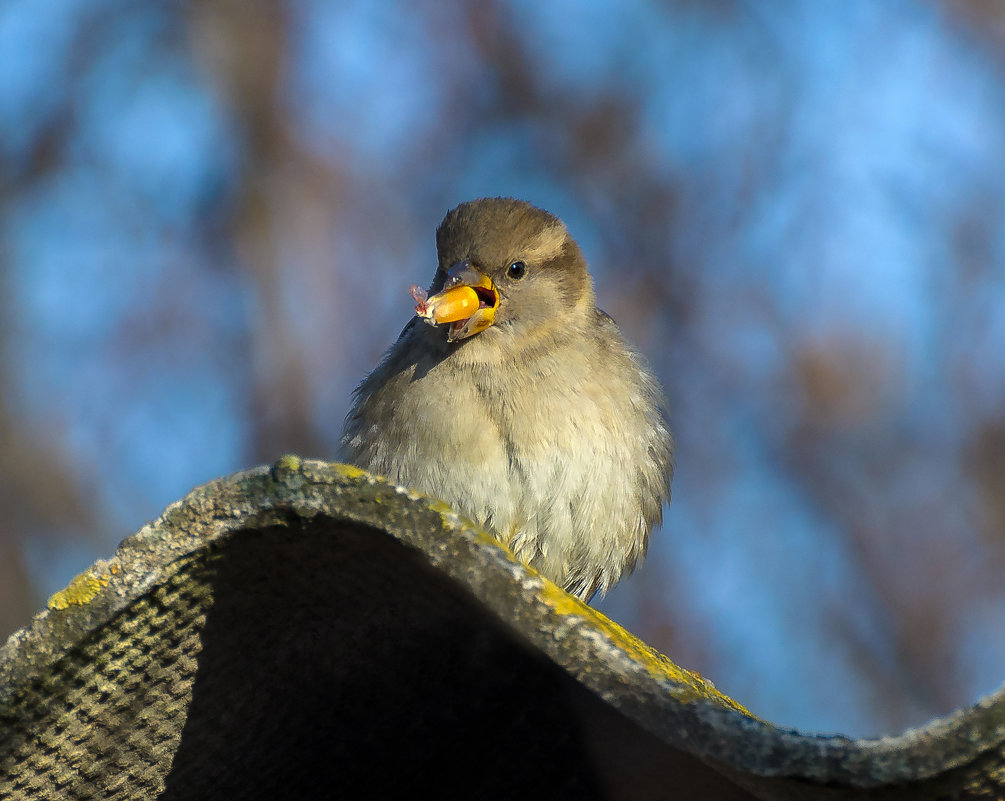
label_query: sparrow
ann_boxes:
[338,198,673,601]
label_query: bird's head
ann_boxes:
[414,198,596,348]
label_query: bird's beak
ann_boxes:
[413,260,499,342]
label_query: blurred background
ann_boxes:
[2,0,1005,738]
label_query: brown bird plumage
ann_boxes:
[339,198,673,600]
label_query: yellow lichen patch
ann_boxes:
[426,498,460,518]
[334,463,375,482]
[537,580,754,717]
[47,570,109,610]
[425,498,502,545]
[273,454,303,472]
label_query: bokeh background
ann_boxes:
[3,0,1005,738]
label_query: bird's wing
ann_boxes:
[394,316,421,343]
[595,308,619,329]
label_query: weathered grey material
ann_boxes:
[1,458,1003,799]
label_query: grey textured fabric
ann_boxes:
[1,458,1003,800]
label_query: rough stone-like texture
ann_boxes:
[1,457,1003,799]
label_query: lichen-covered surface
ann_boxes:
[1,458,1003,800]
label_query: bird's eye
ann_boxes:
[507,261,527,280]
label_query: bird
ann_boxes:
[338,197,673,601]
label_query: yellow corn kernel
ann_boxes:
[426,286,480,323]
